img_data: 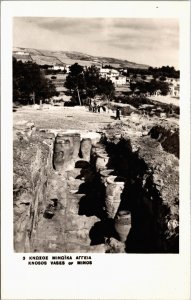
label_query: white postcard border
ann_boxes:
[1,1,190,299]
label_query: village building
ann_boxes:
[119,68,128,74]
[47,63,72,73]
[110,75,126,86]
[13,51,30,56]
[169,81,180,97]
[100,68,120,79]
[13,50,31,63]
[51,64,66,71]
[64,65,71,73]
[159,77,180,97]
[99,68,126,86]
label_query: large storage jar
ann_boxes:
[80,138,92,162]
[114,210,131,242]
[105,175,125,218]
[53,133,75,172]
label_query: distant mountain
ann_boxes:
[13,47,150,69]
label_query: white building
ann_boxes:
[14,51,29,55]
[65,65,71,73]
[111,76,126,86]
[165,78,180,97]
[99,68,126,85]
[100,68,120,79]
[99,68,110,78]
[169,82,180,97]
[52,65,65,71]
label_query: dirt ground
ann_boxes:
[13,105,114,131]
[148,95,179,106]
[13,103,178,133]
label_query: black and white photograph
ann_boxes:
[13,16,180,254]
[1,1,190,299]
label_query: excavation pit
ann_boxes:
[13,126,179,254]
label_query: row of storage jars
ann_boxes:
[92,144,131,243]
[53,133,92,172]
[53,135,131,243]
[53,134,108,172]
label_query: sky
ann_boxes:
[13,17,179,68]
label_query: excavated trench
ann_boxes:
[14,126,179,253]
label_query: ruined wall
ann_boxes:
[149,124,179,158]
[103,125,179,253]
[13,120,179,253]
[13,123,55,252]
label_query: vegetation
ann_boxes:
[103,65,113,69]
[148,66,179,79]
[64,63,115,105]
[97,77,115,100]
[114,94,179,116]
[141,75,147,80]
[64,63,85,105]
[159,76,167,81]
[127,66,179,79]
[13,58,58,104]
[130,79,170,96]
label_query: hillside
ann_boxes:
[13,47,149,69]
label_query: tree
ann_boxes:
[147,79,159,95]
[130,82,137,93]
[40,64,50,70]
[85,66,115,101]
[64,63,85,105]
[141,75,147,80]
[136,81,148,94]
[148,66,179,79]
[97,78,115,100]
[13,57,57,104]
[159,76,166,81]
[64,63,115,104]
[103,65,113,69]
[83,65,100,98]
[153,73,159,79]
[129,78,169,96]
[42,80,58,99]
[158,81,169,95]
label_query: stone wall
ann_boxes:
[13,120,179,253]
[149,124,179,158]
[13,122,55,252]
[103,127,179,253]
